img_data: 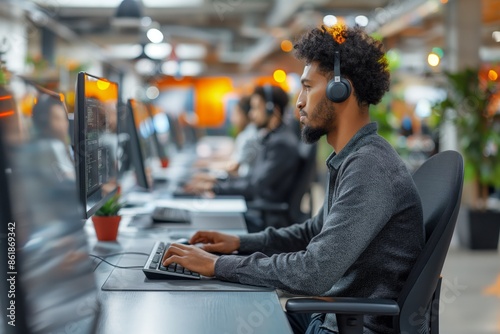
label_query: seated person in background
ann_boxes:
[163,25,424,334]
[31,94,75,180]
[192,95,259,178]
[226,95,259,177]
[185,85,301,230]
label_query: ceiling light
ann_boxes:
[135,58,156,75]
[33,0,122,7]
[180,61,205,76]
[147,28,164,44]
[105,44,143,59]
[273,70,287,83]
[488,70,498,81]
[355,15,369,27]
[175,44,207,59]
[115,0,142,17]
[493,31,500,42]
[144,43,172,59]
[141,16,153,27]
[146,86,160,100]
[143,0,203,7]
[281,40,293,53]
[161,60,180,76]
[427,53,440,67]
[323,15,337,27]
[112,0,143,28]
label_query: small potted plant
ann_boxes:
[92,193,122,241]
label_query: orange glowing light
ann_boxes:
[0,95,12,101]
[281,40,293,52]
[488,70,498,81]
[273,70,287,83]
[0,110,15,118]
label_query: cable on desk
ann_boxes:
[89,252,149,272]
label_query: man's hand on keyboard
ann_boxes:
[189,231,240,254]
[161,243,218,277]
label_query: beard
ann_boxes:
[301,96,335,144]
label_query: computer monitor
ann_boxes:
[145,102,171,165]
[0,78,100,334]
[122,98,152,191]
[74,72,119,219]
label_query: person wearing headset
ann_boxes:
[184,84,301,231]
[163,25,424,334]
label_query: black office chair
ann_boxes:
[285,150,464,334]
[246,142,318,230]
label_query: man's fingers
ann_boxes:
[162,244,187,262]
[190,231,213,243]
[200,243,222,253]
[162,254,183,267]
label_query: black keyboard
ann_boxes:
[142,241,201,280]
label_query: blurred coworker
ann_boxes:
[194,96,259,178]
[163,25,424,334]
[227,95,259,176]
[31,95,75,180]
[185,85,300,230]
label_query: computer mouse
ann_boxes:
[173,238,190,245]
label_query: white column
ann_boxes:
[445,0,482,71]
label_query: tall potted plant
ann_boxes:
[434,67,500,249]
[92,193,122,241]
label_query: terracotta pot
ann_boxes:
[92,215,121,241]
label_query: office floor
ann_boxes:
[283,183,500,333]
[440,244,500,334]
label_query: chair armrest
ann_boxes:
[246,200,289,212]
[285,297,400,316]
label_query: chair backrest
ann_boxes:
[287,142,317,223]
[396,151,464,333]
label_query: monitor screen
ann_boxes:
[74,72,119,219]
[145,102,170,162]
[0,78,100,334]
[121,98,151,191]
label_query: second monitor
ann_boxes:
[74,72,119,219]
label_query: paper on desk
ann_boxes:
[153,198,247,213]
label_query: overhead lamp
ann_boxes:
[112,0,143,28]
[493,31,500,43]
[147,28,164,44]
[323,15,337,27]
[355,15,369,27]
[144,43,171,59]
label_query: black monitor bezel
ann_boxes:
[74,71,118,219]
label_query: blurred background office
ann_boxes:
[0,0,499,333]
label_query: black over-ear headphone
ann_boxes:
[326,51,351,103]
[263,85,275,115]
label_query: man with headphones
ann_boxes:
[164,25,424,334]
[185,84,300,231]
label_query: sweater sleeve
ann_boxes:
[214,153,396,295]
[238,206,325,255]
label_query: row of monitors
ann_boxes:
[0,71,191,220]
[74,72,193,218]
[0,71,195,333]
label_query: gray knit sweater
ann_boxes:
[215,122,424,333]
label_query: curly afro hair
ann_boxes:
[294,25,390,107]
